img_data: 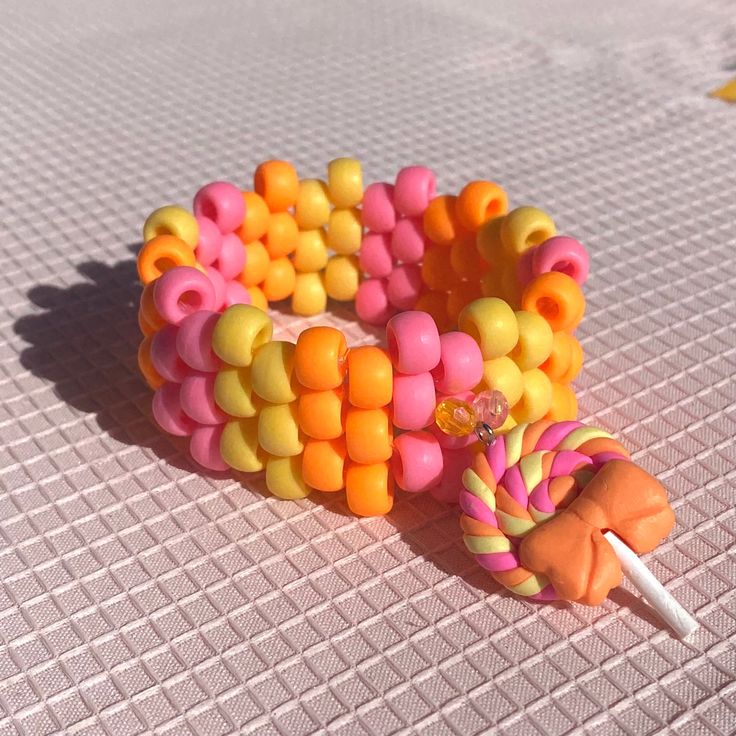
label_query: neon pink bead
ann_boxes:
[176,310,221,372]
[152,382,196,436]
[392,430,443,492]
[216,233,246,280]
[532,235,589,285]
[393,166,437,217]
[193,181,245,234]
[224,280,251,307]
[205,265,227,312]
[355,278,396,326]
[190,424,228,471]
[180,372,227,425]
[359,232,393,278]
[387,264,422,310]
[386,311,441,374]
[194,216,222,266]
[151,325,189,383]
[431,331,484,394]
[430,447,472,504]
[362,182,396,233]
[153,266,216,325]
[392,372,437,430]
[391,217,426,264]
[431,391,476,449]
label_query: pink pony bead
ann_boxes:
[176,310,221,372]
[392,372,437,430]
[386,311,441,374]
[216,233,246,280]
[430,447,473,504]
[431,331,484,394]
[392,430,443,492]
[361,182,396,233]
[193,181,245,234]
[391,217,426,264]
[431,391,477,450]
[205,265,227,312]
[152,382,197,436]
[359,232,393,278]
[150,325,190,383]
[531,235,589,285]
[189,424,229,471]
[393,166,437,217]
[153,266,216,325]
[387,264,423,310]
[194,216,223,266]
[224,280,251,308]
[180,372,228,425]
[355,278,396,326]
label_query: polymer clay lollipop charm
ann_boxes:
[457,420,698,637]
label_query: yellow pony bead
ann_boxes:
[476,216,505,265]
[247,286,269,312]
[266,455,312,500]
[293,229,329,272]
[143,205,199,248]
[240,241,270,286]
[510,310,554,371]
[251,340,298,403]
[500,206,556,257]
[214,365,257,417]
[325,255,360,301]
[220,417,266,472]
[292,272,328,316]
[546,382,578,422]
[458,297,519,360]
[478,356,524,407]
[327,208,362,255]
[212,304,273,367]
[327,157,363,208]
[496,413,517,434]
[295,179,331,229]
[510,368,553,424]
[258,402,303,457]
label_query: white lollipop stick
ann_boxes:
[604,531,697,638]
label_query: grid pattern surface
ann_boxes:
[1,1,735,733]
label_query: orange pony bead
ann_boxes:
[298,388,346,440]
[239,241,270,287]
[137,234,196,285]
[140,281,167,332]
[414,290,453,334]
[254,160,299,212]
[456,181,508,231]
[521,272,585,333]
[345,407,393,464]
[347,346,393,408]
[541,331,584,383]
[138,336,164,390]
[236,191,270,243]
[421,244,458,291]
[262,257,296,301]
[450,237,482,280]
[446,280,482,323]
[138,308,155,337]
[294,326,348,390]
[345,461,394,516]
[264,212,299,258]
[423,194,467,247]
[545,382,578,421]
[302,438,347,492]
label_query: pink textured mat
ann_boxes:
[1,1,735,733]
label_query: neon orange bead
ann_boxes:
[345,462,394,516]
[262,257,296,301]
[345,407,393,464]
[521,272,585,333]
[140,281,167,331]
[456,181,508,231]
[421,244,458,291]
[298,388,346,439]
[423,195,466,247]
[302,437,347,492]
[347,346,393,408]
[450,237,482,280]
[254,160,299,212]
[238,241,270,287]
[545,382,578,421]
[446,281,482,324]
[236,191,270,243]
[138,336,164,389]
[264,212,299,258]
[294,326,348,390]
[247,286,268,311]
[138,308,155,337]
[137,234,196,285]
[558,334,583,383]
[414,290,453,334]
[540,331,584,383]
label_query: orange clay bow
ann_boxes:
[519,460,676,605]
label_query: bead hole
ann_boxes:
[154,257,177,273]
[178,290,203,315]
[526,229,549,248]
[552,260,575,278]
[387,330,399,366]
[198,199,218,223]
[485,198,503,218]
[536,297,559,321]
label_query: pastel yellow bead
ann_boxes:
[327,157,363,208]
[293,229,329,272]
[325,255,360,301]
[143,205,199,248]
[295,179,331,229]
[327,208,362,255]
[501,206,556,257]
[251,341,298,403]
[476,216,505,265]
[510,310,554,371]
[266,455,312,500]
[510,368,553,424]
[292,272,328,316]
[247,286,269,312]
[214,365,257,417]
[479,356,524,406]
[497,413,517,434]
[458,297,519,360]
[220,417,266,472]
[212,304,273,367]
[258,402,303,457]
